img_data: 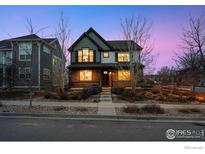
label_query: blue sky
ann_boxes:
[0,6,205,70]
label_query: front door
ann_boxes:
[102,70,109,87]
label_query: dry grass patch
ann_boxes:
[122,106,141,114]
[178,108,202,114]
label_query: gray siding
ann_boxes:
[101,51,116,63]
[13,41,39,87]
[40,44,52,89]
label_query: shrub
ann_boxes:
[54,106,67,111]
[58,92,69,100]
[122,106,141,114]
[178,108,202,114]
[111,87,124,95]
[141,104,165,114]
[44,92,59,99]
[82,84,102,99]
[122,90,136,97]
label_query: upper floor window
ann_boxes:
[19,67,31,79]
[43,68,50,80]
[118,52,130,62]
[78,48,94,63]
[43,45,51,54]
[103,52,109,58]
[0,51,12,64]
[19,43,32,60]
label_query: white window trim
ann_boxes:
[19,67,31,80]
[18,42,32,61]
[43,45,51,54]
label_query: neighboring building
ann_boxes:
[68,27,143,88]
[0,34,65,90]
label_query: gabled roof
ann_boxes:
[108,40,142,51]
[0,40,12,50]
[43,38,56,44]
[9,34,40,40]
[68,31,104,51]
[86,27,113,49]
[68,27,142,52]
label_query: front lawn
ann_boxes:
[112,86,205,104]
[0,105,97,115]
[116,104,205,118]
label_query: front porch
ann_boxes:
[69,69,131,88]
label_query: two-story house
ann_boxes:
[0,34,66,90]
[68,27,143,88]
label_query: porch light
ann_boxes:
[103,71,108,74]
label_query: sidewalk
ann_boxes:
[1,100,205,109]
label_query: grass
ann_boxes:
[141,104,165,114]
[122,104,165,114]
[178,108,202,114]
[122,106,141,114]
[75,107,88,112]
[54,106,67,111]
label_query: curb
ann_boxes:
[0,112,205,122]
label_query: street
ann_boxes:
[0,116,204,141]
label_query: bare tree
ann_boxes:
[180,13,205,71]
[25,18,49,35]
[121,15,156,74]
[55,12,71,63]
[121,15,155,94]
[174,13,205,78]
[53,12,71,92]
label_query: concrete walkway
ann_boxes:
[97,87,116,115]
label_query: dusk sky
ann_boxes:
[0,6,205,71]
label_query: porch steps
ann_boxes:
[98,87,116,115]
[99,87,112,102]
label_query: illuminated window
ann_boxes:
[103,52,109,58]
[118,70,130,80]
[118,52,130,62]
[80,70,92,81]
[78,48,94,62]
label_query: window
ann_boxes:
[78,48,94,63]
[103,52,109,58]
[0,51,12,64]
[118,52,130,62]
[80,70,92,81]
[118,70,130,80]
[19,43,32,60]
[43,68,50,80]
[52,58,57,65]
[19,67,31,79]
[43,45,51,54]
